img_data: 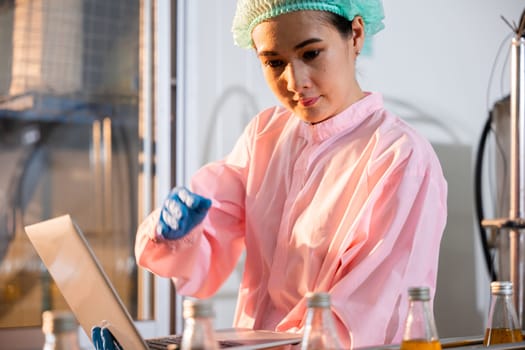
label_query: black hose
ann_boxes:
[474,110,497,281]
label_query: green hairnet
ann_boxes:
[231,0,385,48]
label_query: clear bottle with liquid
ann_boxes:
[484,281,523,345]
[180,298,220,350]
[301,292,343,350]
[400,286,441,350]
[42,310,81,350]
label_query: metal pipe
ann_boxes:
[174,0,187,334]
[92,120,103,234]
[510,36,525,328]
[153,0,172,338]
[103,117,113,231]
[137,0,153,322]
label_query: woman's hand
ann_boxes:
[157,187,212,240]
[91,326,123,350]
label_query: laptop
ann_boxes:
[25,214,302,349]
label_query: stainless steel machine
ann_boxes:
[481,10,525,330]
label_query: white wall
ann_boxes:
[179,0,525,338]
[358,1,520,145]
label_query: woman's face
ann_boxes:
[251,11,364,124]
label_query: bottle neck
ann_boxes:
[181,316,219,350]
[185,316,216,330]
[308,307,335,328]
[301,306,342,350]
[402,299,439,342]
[43,330,81,350]
[487,294,521,329]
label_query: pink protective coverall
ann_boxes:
[135,92,448,349]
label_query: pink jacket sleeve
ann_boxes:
[135,127,253,297]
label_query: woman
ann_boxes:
[94,0,447,348]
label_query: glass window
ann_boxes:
[0,0,153,337]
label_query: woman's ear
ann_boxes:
[351,16,365,55]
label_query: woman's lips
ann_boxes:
[299,96,319,107]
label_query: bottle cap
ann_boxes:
[491,281,513,295]
[42,310,78,334]
[306,292,331,308]
[183,298,215,319]
[407,286,431,301]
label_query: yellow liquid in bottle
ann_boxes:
[400,339,442,350]
[483,328,523,345]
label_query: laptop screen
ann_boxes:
[25,214,149,349]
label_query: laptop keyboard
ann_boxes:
[146,335,243,349]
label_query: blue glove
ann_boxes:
[157,187,212,240]
[91,326,123,350]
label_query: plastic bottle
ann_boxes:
[301,292,343,350]
[42,310,81,350]
[400,286,441,350]
[484,281,523,345]
[180,298,220,350]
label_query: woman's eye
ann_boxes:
[265,59,284,68]
[303,50,320,60]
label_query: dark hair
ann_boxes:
[316,11,354,39]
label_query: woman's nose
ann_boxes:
[284,62,310,93]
